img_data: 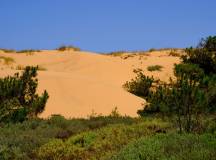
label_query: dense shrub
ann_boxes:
[123,69,154,98]
[182,36,216,75]
[138,63,209,133]
[0,66,49,123]
[110,133,216,160]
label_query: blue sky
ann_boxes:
[0,0,215,52]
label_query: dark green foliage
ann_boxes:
[199,36,216,52]
[110,133,216,160]
[182,36,216,75]
[149,48,156,52]
[123,69,154,98]
[138,64,209,132]
[0,66,49,123]
[127,36,216,133]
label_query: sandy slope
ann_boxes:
[0,50,181,118]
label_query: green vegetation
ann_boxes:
[0,56,15,65]
[123,69,154,98]
[57,45,81,51]
[111,133,216,160]
[147,65,163,71]
[148,48,156,52]
[125,36,216,133]
[0,66,49,123]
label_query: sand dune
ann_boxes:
[0,50,181,118]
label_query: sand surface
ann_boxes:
[0,49,181,118]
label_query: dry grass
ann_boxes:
[0,56,15,65]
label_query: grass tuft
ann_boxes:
[147,65,163,72]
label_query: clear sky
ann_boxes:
[0,0,215,52]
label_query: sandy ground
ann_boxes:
[0,49,181,118]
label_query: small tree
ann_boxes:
[182,36,216,75]
[123,69,154,98]
[0,66,49,123]
[137,64,207,133]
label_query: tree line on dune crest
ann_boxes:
[124,35,216,133]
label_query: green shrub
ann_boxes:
[0,66,49,123]
[138,63,209,133]
[123,69,154,98]
[110,133,216,160]
[149,48,156,52]
[147,65,163,72]
[57,45,81,51]
[182,36,216,75]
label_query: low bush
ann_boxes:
[149,48,156,52]
[57,45,81,51]
[110,133,216,160]
[106,51,126,57]
[147,65,163,71]
[123,69,154,98]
